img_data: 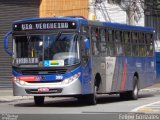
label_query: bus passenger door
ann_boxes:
[81,35,92,94]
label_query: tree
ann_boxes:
[108,0,144,25]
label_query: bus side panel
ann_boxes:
[144,57,156,87]
[155,52,160,83]
[114,57,155,92]
[124,57,155,91]
[102,56,156,93]
[137,57,155,89]
[111,56,125,92]
[122,57,135,91]
[92,57,116,93]
[112,57,137,92]
[82,59,93,94]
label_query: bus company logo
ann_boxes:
[136,63,142,68]
[36,76,43,81]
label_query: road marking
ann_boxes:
[131,101,160,113]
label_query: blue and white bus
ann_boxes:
[4,16,156,105]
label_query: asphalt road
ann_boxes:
[0,88,160,120]
[0,88,160,114]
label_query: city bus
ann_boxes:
[4,16,156,105]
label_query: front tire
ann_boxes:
[34,96,45,106]
[86,85,97,105]
[77,85,97,105]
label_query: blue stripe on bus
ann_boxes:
[12,66,82,82]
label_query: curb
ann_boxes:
[0,96,33,102]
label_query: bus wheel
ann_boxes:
[120,76,139,100]
[77,85,97,105]
[87,85,97,105]
[129,76,139,100]
[34,96,45,106]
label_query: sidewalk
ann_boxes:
[141,83,160,93]
[0,89,32,102]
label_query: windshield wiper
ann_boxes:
[26,33,33,51]
[26,32,31,44]
[49,32,62,51]
[55,32,62,41]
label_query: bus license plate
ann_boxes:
[38,88,49,93]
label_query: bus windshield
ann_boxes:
[14,33,80,67]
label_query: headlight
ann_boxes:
[14,77,27,85]
[19,80,26,85]
[61,72,81,84]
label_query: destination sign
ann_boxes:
[13,21,77,31]
[15,58,39,65]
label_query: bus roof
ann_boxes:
[103,22,154,32]
[13,16,154,33]
[13,16,87,24]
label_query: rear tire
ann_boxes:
[129,76,139,100]
[120,76,139,100]
[34,96,45,106]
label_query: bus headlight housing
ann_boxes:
[14,77,27,85]
[61,72,81,84]
[13,76,36,85]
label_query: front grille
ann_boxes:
[20,69,67,75]
[25,88,62,94]
[26,80,61,83]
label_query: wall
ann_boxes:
[0,0,40,88]
[40,0,88,18]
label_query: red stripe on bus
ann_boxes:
[17,76,37,82]
[121,61,127,90]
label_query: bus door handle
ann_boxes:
[4,31,13,56]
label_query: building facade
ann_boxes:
[0,0,40,88]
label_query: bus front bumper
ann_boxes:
[13,79,82,96]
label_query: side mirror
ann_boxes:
[84,38,90,49]
[4,31,13,56]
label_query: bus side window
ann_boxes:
[100,29,107,56]
[115,30,123,56]
[124,31,131,56]
[131,32,138,56]
[82,26,89,33]
[146,33,153,56]
[91,28,100,56]
[81,35,90,64]
[108,29,115,56]
[139,33,146,56]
